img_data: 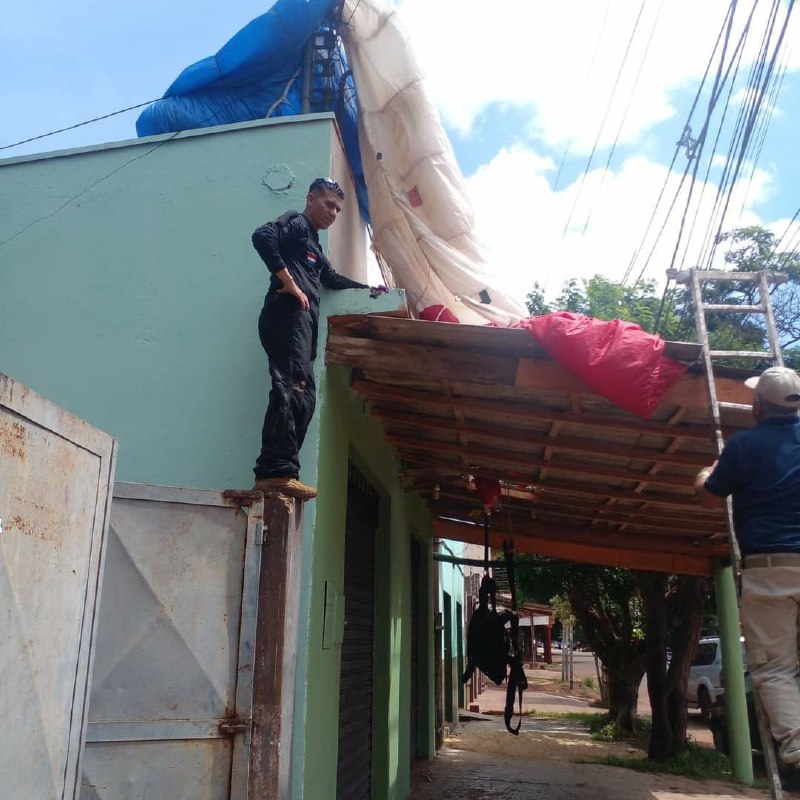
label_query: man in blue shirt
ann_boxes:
[697,366,800,767]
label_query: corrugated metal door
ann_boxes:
[336,464,379,800]
[0,374,116,800]
[80,483,263,800]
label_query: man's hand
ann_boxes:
[275,268,310,311]
[695,461,725,509]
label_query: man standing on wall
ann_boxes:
[252,177,371,501]
[696,366,800,768]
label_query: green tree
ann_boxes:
[517,560,647,732]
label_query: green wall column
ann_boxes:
[714,563,753,785]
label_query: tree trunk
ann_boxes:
[641,572,673,759]
[568,582,646,734]
[606,663,644,732]
[639,572,706,760]
[665,576,705,750]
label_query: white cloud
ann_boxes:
[464,144,775,305]
[395,0,800,152]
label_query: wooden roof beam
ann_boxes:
[403,455,705,508]
[353,379,715,440]
[434,518,716,576]
[389,435,695,489]
[376,408,712,468]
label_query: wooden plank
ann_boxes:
[353,379,716,440]
[402,454,705,508]
[432,499,724,542]
[431,494,726,535]
[375,408,713,467]
[387,435,695,488]
[433,512,727,555]
[326,335,519,386]
[433,484,723,524]
[328,315,702,362]
[515,359,753,408]
[433,519,715,576]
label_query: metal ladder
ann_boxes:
[668,267,788,799]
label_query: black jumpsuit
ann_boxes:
[252,211,367,479]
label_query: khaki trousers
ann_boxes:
[740,565,800,751]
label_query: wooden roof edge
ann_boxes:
[434,518,716,576]
[327,315,704,363]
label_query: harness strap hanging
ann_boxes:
[503,538,527,735]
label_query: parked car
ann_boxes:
[688,636,746,721]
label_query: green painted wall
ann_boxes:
[438,542,467,725]
[292,287,436,800]
[0,115,338,490]
[0,118,437,800]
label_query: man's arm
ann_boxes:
[695,464,725,509]
[319,260,369,291]
[252,217,309,311]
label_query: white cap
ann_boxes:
[744,366,800,408]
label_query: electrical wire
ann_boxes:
[703,0,795,270]
[559,0,648,242]
[626,0,736,286]
[0,78,306,247]
[583,0,666,238]
[0,99,160,153]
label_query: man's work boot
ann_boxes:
[253,477,318,501]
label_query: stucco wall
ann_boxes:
[0,117,432,800]
[438,542,467,722]
[327,126,368,284]
[0,114,364,491]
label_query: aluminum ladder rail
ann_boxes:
[668,267,788,799]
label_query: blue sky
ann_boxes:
[3,0,799,304]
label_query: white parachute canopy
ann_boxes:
[342,0,527,325]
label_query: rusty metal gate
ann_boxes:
[0,374,117,800]
[80,483,263,800]
[336,464,380,800]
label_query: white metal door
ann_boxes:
[0,373,117,800]
[80,483,263,800]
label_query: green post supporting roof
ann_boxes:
[715,563,753,785]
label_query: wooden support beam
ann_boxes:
[375,408,712,467]
[326,335,519,386]
[432,497,725,537]
[402,454,705,508]
[388,435,695,489]
[515,359,752,408]
[433,518,715,576]
[353,379,715,440]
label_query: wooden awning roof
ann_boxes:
[326,314,756,577]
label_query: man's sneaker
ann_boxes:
[253,477,318,501]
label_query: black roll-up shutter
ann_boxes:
[337,464,379,800]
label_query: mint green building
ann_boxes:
[0,114,456,799]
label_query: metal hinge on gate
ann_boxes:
[219,717,251,736]
[255,521,265,547]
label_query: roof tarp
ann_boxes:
[137,0,527,324]
[135,0,369,221]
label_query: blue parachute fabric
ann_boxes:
[136,0,370,221]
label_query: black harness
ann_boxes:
[461,515,528,735]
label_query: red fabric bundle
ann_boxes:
[518,312,690,419]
